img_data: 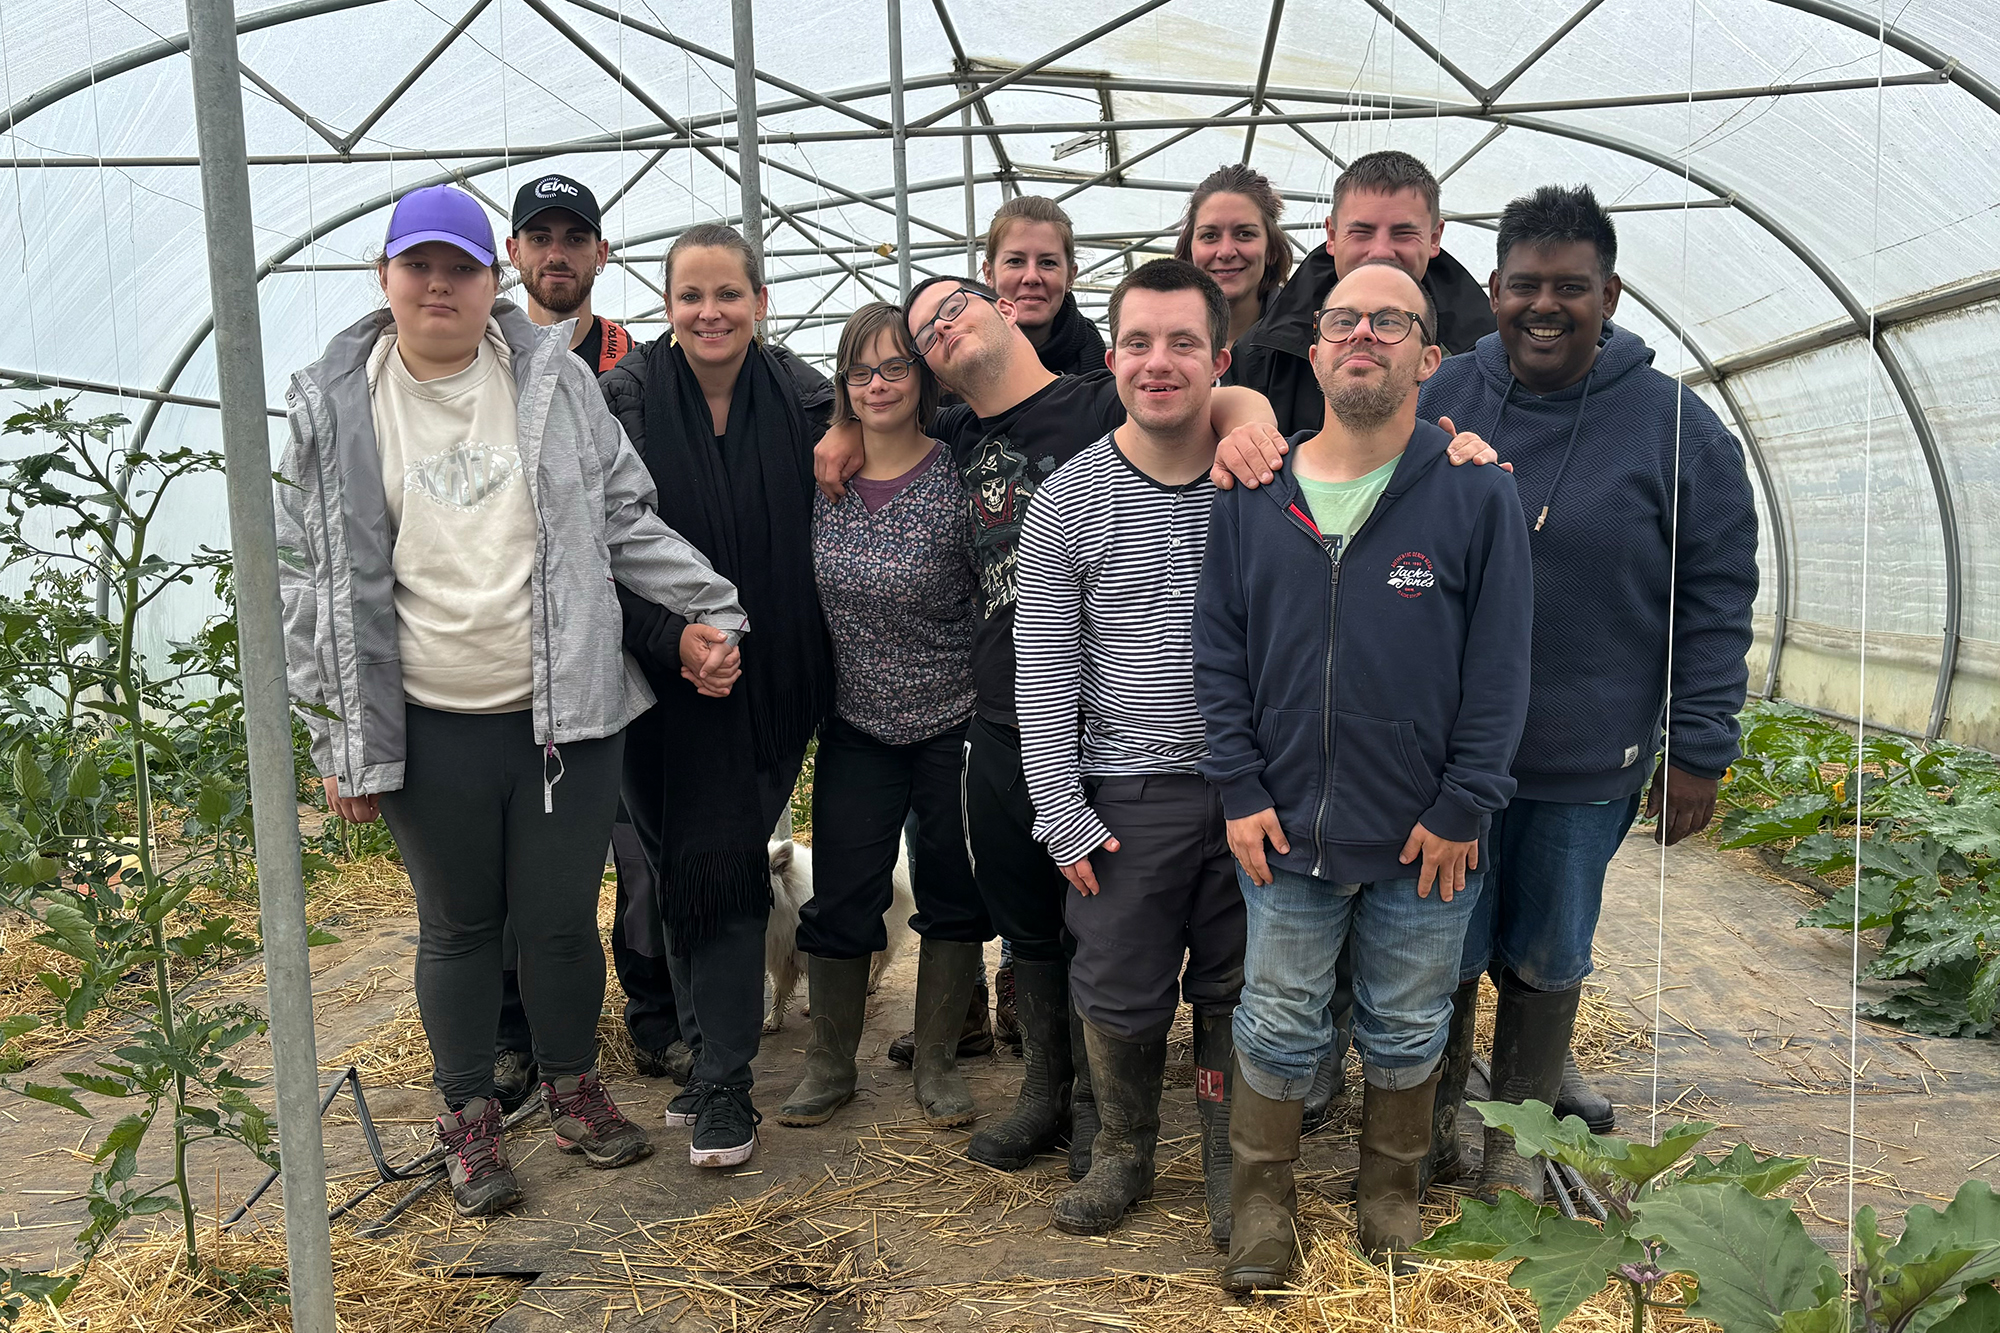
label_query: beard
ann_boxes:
[1320,353,1418,430]
[522,266,591,315]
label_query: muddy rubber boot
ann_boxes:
[1424,978,1481,1190]
[994,962,1022,1054]
[1357,1070,1441,1269]
[778,955,871,1127]
[1052,1022,1165,1236]
[1067,1003,1097,1182]
[1194,1008,1235,1250]
[1221,1056,1303,1293]
[1301,1006,1351,1134]
[966,958,1073,1171]
[1554,1048,1615,1133]
[912,939,982,1126]
[1476,973,1580,1205]
[886,980,993,1067]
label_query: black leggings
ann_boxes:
[962,715,1069,964]
[380,705,623,1108]
[799,716,990,959]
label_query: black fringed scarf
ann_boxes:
[630,339,833,947]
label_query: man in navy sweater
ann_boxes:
[1195,261,1533,1284]
[1212,185,1760,1202]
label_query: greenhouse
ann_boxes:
[0,0,1997,1329]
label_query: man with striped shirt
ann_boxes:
[1015,260,1245,1245]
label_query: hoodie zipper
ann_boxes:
[521,340,561,814]
[1285,500,1339,878]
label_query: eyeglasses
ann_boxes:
[912,288,997,355]
[1314,306,1431,346]
[840,356,919,388]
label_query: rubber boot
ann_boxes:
[1423,978,1481,1190]
[1476,973,1580,1205]
[1193,1009,1235,1250]
[994,962,1022,1054]
[1221,1055,1302,1294]
[912,939,981,1126]
[966,958,1073,1170]
[1051,1022,1165,1236]
[1357,1071,1441,1269]
[1554,1048,1615,1133]
[1067,1004,1097,1181]
[777,955,871,1127]
[1301,1006,1352,1133]
[886,981,993,1067]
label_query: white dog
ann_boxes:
[764,839,916,1033]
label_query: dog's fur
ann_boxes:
[764,839,915,1033]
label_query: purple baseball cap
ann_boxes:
[384,185,496,266]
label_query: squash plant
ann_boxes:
[0,395,328,1314]
[1717,702,2000,1037]
[1419,1100,2000,1332]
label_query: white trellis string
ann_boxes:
[0,0,47,381]
[80,0,132,432]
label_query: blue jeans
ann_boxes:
[1458,794,1643,992]
[1233,865,1483,1101]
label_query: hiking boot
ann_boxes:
[1067,1004,1097,1182]
[887,980,994,1068]
[492,1049,539,1114]
[635,1040,695,1085]
[1052,1022,1164,1236]
[1194,1008,1235,1249]
[1358,1071,1441,1269]
[966,958,1073,1171]
[543,1070,653,1169]
[1424,978,1481,1190]
[690,1083,762,1168]
[1476,974,1581,1206]
[1221,1056,1302,1293]
[994,962,1021,1055]
[1554,1049,1615,1133]
[1301,1007,1352,1134]
[436,1097,522,1218]
[912,939,982,1126]
[778,955,870,1127]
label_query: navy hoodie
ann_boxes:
[1416,323,1759,802]
[1194,420,1534,884]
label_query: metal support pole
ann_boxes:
[728,0,763,278]
[183,0,335,1329]
[887,0,912,300]
[962,104,976,278]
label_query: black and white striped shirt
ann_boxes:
[1015,433,1215,866]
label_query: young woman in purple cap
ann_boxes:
[276,183,749,1217]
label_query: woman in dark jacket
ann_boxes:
[599,223,834,1171]
[981,195,1106,377]
[1174,163,1291,373]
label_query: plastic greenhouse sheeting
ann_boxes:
[2,0,1996,742]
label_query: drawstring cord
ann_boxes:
[1483,359,1599,535]
[543,740,565,814]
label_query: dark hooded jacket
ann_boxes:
[1226,244,1496,434]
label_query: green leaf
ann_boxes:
[65,752,100,802]
[0,1014,41,1050]
[90,1112,149,1170]
[59,1071,130,1098]
[1637,1181,1841,1331]
[36,897,98,962]
[305,926,341,947]
[1888,1182,2000,1325]
[1415,1190,1555,1261]
[1928,1283,2000,1333]
[9,746,50,802]
[17,1082,91,1117]
[1720,792,1837,848]
[1775,1297,1852,1333]
[1470,1099,1715,1189]
[1499,1214,1644,1332]
[1680,1143,1816,1198]
[193,776,237,830]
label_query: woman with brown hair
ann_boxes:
[778,301,990,1131]
[983,195,1106,377]
[1174,163,1291,362]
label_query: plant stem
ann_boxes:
[1626,1279,1648,1333]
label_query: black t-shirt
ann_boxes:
[935,370,1125,726]
[573,315,604,371]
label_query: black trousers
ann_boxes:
[1064,773,1245,1043]
[799,716,990,959]
[380,706,623,1108]
[962,714,1069,964]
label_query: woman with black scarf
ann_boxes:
[981,195,1107,377]
[601,223,834,1170]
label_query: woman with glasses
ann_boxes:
[598,223,835,1169]
[778,302,989,1130]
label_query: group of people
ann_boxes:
[277,148,1759,1286]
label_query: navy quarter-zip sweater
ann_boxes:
[1416,324,1760,802]
[1194,419,1535,884]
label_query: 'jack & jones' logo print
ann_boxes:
[1386,551,1435,598]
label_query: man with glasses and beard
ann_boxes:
[1194,260,1532,1286]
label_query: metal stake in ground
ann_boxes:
[183,0,336,1327]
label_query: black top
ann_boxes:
[573,316,603,371]
[934,370,1126,725]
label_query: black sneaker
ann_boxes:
[493,1049,538,1113]
[436,1097,523,1218]
[665,1079,708,1127]
[543,1070,653,1169]
[689,1084,761,1169]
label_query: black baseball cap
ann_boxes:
[510,174,602,235]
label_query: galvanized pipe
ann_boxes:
[887,0,911,300]
[729,0,764,278]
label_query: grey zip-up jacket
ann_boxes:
[276,301,748,797]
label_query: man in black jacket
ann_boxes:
[1229,150,1495,436]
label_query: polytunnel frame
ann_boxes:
[0,0,1992,739]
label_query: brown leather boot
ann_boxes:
[1220,1055,1303,1293]
[1357,1070,1442,1269]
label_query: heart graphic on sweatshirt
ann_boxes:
[405,442,521,511]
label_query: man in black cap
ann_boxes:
[506,173,632,374]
